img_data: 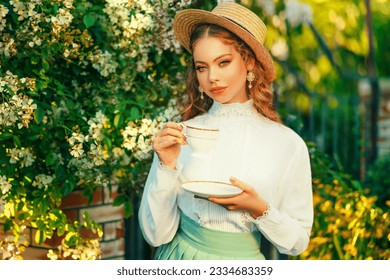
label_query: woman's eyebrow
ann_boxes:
[195,53,232,64]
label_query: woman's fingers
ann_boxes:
[208,177,261,212]
[164,122,185,133]
[157,136,185,147]
[153,137,184,153]
[208,177,251,205]
[205,177,268,217]
[159,128,186,141]
[156,123,186,140]
[154,123,186,148]
[229,177,251,192]
[208,193,242,205]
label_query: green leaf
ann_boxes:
[83,14,95,28]
[42,59,50,72]
[34,230,45,244]
[57,226,65,236]
[61,181,71,197]
[123,200,133,218]
[3,220,12,232]
[27,134,41,141]
[41,198,48,214]
[17,200,25,211]
[31,55,40,65]
[52,3,59,12]
[0,132,13,141]
[83,211,90,221]
[18,213,29,220]
[161,87,168,98]
[130,107,141,120]
[12,135,22,147]
[112,195,125,206]
[45,153,57,167]
[104,136,112,149]
[113,113,123,128]
[37,220,46,230]
[55,165,66,181]
[36,79,48,90]
[34,105,45,124]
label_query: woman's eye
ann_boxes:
[196,65,207,72]
[220,60,230,66]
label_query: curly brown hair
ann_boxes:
[179,24,281,123]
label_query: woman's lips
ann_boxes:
[209,86,227,95]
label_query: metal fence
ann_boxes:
[282,92,363,178]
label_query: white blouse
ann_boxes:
[138,100,313,256]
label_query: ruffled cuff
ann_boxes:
[244,202,274,223]
[154,160,183,192]
[158,160,182,175]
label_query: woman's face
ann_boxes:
[193,36,252,104]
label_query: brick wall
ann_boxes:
[21,186,125,260]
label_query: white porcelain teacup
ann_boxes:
[183,123,220,154]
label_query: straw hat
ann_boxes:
[173,2,276,82]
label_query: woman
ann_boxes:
[138,2,313,260]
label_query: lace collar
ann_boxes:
[208,99,259,118]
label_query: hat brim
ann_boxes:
[173,9,276,82]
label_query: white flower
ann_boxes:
[51,7,74,35]
[0,4,9,18]
[112,147,125,159]
[47,249,59,260]
[19,148,35,167]
[0,72,38,128]
[218,0,235,4]
[0,196,6,213]
[8,148,20,164]
[7,147,35,167]
[52,100,69,119]
[68,132,86,146]
[103,0,192,64]
[121,99,180,160]
[18,96,37,128]
[0,39,17,57]
[256,0,276,16]
[271,38,289,60]
[89,144,105,166]
[10,0,27,21]
[88,50,118,77]
[87,110,108,141]
[285,0,313,27]
[32,174,54,190]
[70,143,84,158]
[0,175,12,195]
[64,0,75,9]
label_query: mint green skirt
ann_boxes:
[154,212,265,260]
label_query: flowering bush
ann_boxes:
[0,0,190,259]
[293,143,390,260]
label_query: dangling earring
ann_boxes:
[198,85,204,100]
[246,71,255,89]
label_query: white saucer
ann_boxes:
[181,181,243,198]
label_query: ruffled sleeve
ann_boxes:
[138,153,182,247]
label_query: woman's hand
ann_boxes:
[208,177,269,219]
[153,122,186,170]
